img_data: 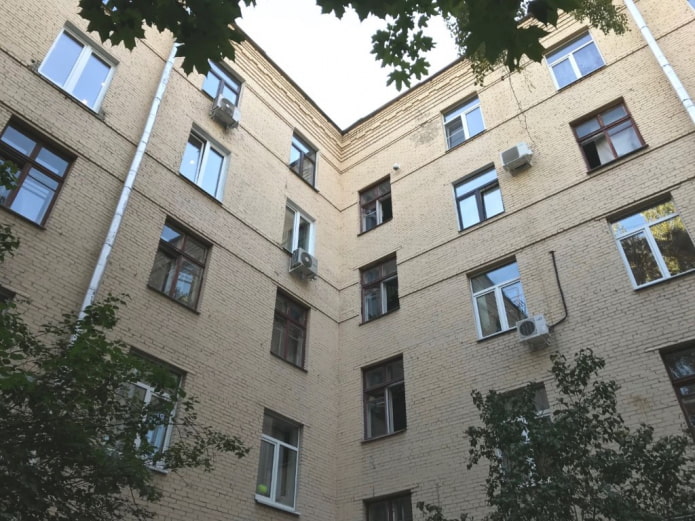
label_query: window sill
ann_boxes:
[585,145,648,174]
[444,129,487,154]
[476,327,516,343]
[289,168,319,193]
[555,64,606,93]
[270,351,308,372]
[255,495,300,516]
[633,268,695,292]
[146,285,201,314]
[361,428,406,444]
[357,219,392,237]
[178,174,224,204]
[359,306,400,325]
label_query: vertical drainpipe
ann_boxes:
[78,42,179,317]
[623,0,695,126]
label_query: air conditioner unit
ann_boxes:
[501,142,533,173]
[516,314,550,348]
[210,94,241,129]
[289,248,318,280]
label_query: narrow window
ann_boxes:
[572,102,644,170]
[39,29,115,110]
[470,261,527,338]
[271,292,308,368]
[201,61,241,105]
[363,357,406,439]
[611,199,695,288]
[282,203,314,253]
[361,256,399,322]
[178,130,228,199]
[546,33,604,89]
[289,134,317,186]
[454,167,504,230]
[662,346,695,436]
[443,97,485,149]
[0,122,73,225]
[366,493,413,521]
[148,221,209,309]
[256,412,300,511]
[360,178,392,232]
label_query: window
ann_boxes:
[178,130,228,199]
[39,29,115,110]
[289,134,317,186]
[471,261,527,338]
[546,33,604,89]
[611,199,695,288]
[361,257,399,322]
[572,102,644,170]
[360,178,392,232]
[282,203,314,253]
[0,123,73,225]
[125,378,178,458]
[256,412,300,511]
[662,346,695,436]
[443,97,485,149]
[148,221,208,309]
[271,292,308,368]
[366,493,413,521]
[454,167,504,230]
[363,357,406,439]
[201,61,241,105]
[0,286,15,303]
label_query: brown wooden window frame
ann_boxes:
[662,345,695,437]
[289,134,317,186]
[360,256,399,323]
[359,177,392,233]
[363,356,407,440]
[270,291,309,368]
[365,492,413,521]
[0,121,74,226]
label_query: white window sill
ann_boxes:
[255,495,300,516]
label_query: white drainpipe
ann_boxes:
[78,42,179,317]
[623,0,695,126]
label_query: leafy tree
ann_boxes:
[0,167,249,521]
[418,349,695,521]
[77,0,628,89]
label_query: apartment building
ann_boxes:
[1,0,694,520]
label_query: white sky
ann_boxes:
[238,0,460,128]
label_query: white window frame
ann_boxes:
[256,415,300,513]
[443,96,485,149]
[470,262,527,339]
[546,33,605,89]
[178,129,228,200]
[129,380,176,470]
[39,27,116,111]
[289,134,317,187]
[453,167,504,230]
[363,358,406,440]
[611,200,695,288]
[283,202,315,254]
[202,61,241,105]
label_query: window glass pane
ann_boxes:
[179,136,203,182]
[483,187,504,219]
[446,118,465,148]
[476,291,502,336]
[651,217,695,276]
[289,145,301,168]
[383,259,397,276]
[300,158,315,184]
[160,224,184,247]
[221,84,239,104]
[381,196,393,222]
[387,359,404,381]
[601,105,627,125]
[456,170,497,196]
[384,276,399,312]
[547,33,592,62]
[444,98,479,122]
[200,147,224,196]
[1,127,37,156]
[256,440,274,497]
[36,148,69,176]
[366,392,387,437]
[363,204,378,231]
[286,323,304,366]
[474,263,520,290]
[263,415,299,446]
[574,117,600,139]
[393,496,413,521]
[11,169,56,223]
[362,266,381,284]
[282,207,295,251]
[148,250,176,292]
[368,501,389,521]
[297,216,311,250]
[551,59,576,89]
[390,383,407,431]
[664,350,695,380]
[678,389,695,429]
[287,300,307,324]
[365,366,385,388]
[183,236,207,263]
[459,196,480,229]
[144,394,170,452]
[271,316,285,357]
[608,121,641,157]
[202,71,221,98]
[364,287,381,320]
[41,32,83,87]
[581,134,614,168]
[174,259,202,305]
[361,185,379,204]
[72,53,110,108]
[574,43,603,76]
[275,446,297,507]
[466,106,485,137]
[502,281,527,326]
[620,232,662,286]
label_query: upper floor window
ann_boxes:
[256,412,300,512]
[282,203,314,253]
[454,167,504,230]
[572,102,644,170]
[202,61,241,105]
[39,29,115,110]
[271,291,308,368]
[366,493,413,521]
[289,134,317,186]
[443,97,484,149]
[471,261,527,338]
[179,130,228,199]
[360,178,392,233]
[662,345,695,436]
[546,33,604,89]
[361,256,399,322]
[0,122,73,225]
[611,199,695,288]
[148,221,209,309]
[363,357,406,439]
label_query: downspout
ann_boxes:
[78,42,179,317]
[623,0,695,126]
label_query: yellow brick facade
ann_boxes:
[1,0,694,520]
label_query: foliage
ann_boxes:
[456,349,695,521]
[0,160,19,262]
[77,0,628,89]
